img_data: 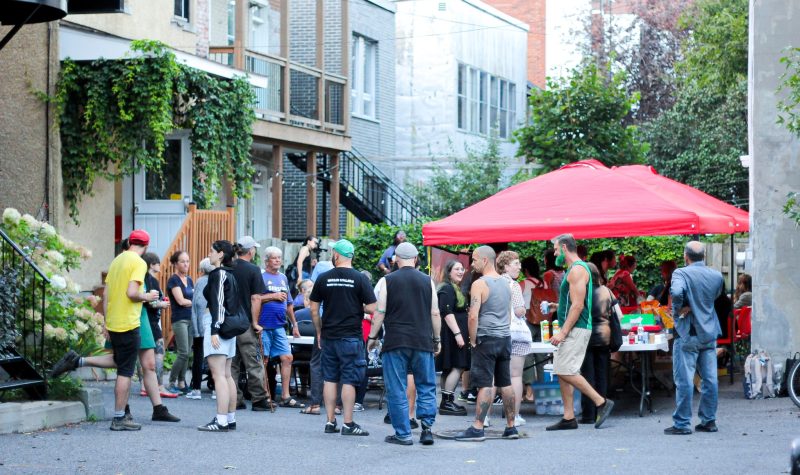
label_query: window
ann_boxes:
[508,83,517,132]
[499,79,508,138]
[145,139,183,201]
[457,64,466,129]
[490,76,498,133]
[351,35,377,118]
[469,68,479,133]
[174,0,190,22]
[479,72,488,134]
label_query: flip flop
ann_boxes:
[280,398,306,408]
[300,405,320,415]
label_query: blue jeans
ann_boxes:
[672,336,718,429]
[382,348,437,440]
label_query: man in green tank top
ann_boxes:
[545,234,615,431]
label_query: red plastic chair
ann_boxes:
[717,313,734,346]
[735,306,752,339]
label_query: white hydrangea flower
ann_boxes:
[3,208,21,225]
[66,278,81,293]
[21,213,41,231]
[45,250,65,266]
[54,327,68,341]
[44,323,56,339]
[50,275,67,290]
[75,321,89,334]
[40,222,56,237]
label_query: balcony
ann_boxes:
[210,47,346,135]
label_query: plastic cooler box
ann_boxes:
[532,382,582,416]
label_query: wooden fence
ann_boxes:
[159,204,235,345]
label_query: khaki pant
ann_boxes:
[231,326,267,404]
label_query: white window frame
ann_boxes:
[174,0,191,23]
[351,34,377,119]
[457,62,516,138]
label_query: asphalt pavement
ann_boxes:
[0,375,798,474]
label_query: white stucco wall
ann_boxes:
[395,0,528,188]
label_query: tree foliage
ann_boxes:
[407,137,505,219]
[513,62,649,175]
[642,0,749,208]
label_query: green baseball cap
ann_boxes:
[330,239,355,258]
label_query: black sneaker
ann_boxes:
[50,350,80,378]
[341,421,369,436]
[420,424,434,445]
[695,421,718,433]
[228,421,237,431]
[236,401,247,410]
[546,418,578,431]
[324,419,339,434]
[664,426,692,435]
[385,435,413,446]
[198,417,229,432]
[384,413,391,424]
[454,425,485,442]
[152,405,180,422]
[457,391,470,402]
[594,399,615,429]
[502,426,520,439]
[461,390,478,405]
[409,418,419,429]
[492,394,503,406]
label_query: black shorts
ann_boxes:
[470,335,512,388]
[108,328,140,378]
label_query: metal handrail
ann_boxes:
[0,228,50,283]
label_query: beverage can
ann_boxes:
[628,331,635,345]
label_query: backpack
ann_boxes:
[743,351,776,399]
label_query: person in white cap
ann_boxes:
[368,242,441,446]
[229,236,272,411]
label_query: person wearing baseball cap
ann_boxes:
[229,236,272,411]
[368,241,441,446]
[310,238,376,436]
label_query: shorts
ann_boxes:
[321,337,366,386]
[470,335,512,388]
[260,328,292,358]
[103,311,154,351]
[553,327,592,375]
[203,315,236,359]
[108,328,140,377]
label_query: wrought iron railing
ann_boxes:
[0,227,48,399]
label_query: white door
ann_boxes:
[122,132,193,258]
[236,164,272,241]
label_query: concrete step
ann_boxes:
[0,400,85,434]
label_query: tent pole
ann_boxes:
[730,234,736,385]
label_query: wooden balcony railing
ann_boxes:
[210,46,346,135]
[159,204,235,345]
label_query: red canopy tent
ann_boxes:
[422,160,748,246]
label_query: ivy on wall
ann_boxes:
[56,40,256,220]
[777,47,800,226]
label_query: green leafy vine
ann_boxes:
[56,40,256,220]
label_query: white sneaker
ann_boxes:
[353,403,364,412]
[514,415,526,427]
[186,389,201,400]
[483,416,491,427]
[211,390,217,400]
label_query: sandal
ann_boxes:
[300,404,320,415]
[335,406,342,415]
[280,398,306,408]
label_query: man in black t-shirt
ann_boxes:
[230,236,271,411]
[310,239,376,437]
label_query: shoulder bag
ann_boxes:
[218,271,251,339]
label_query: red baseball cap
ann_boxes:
[128,229,151,246]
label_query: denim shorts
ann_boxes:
[470,335,512,388]
[321,337,366,386]
[260,328,292,358]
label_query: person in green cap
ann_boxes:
[310,239,377,437]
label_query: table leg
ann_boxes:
[639,351,646,417]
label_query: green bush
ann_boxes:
[350,222,426,283]
[48,376,83,401]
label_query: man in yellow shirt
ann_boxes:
[103,230,159,430]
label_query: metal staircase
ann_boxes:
[286,148,422,226]
[0,228,48,400]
